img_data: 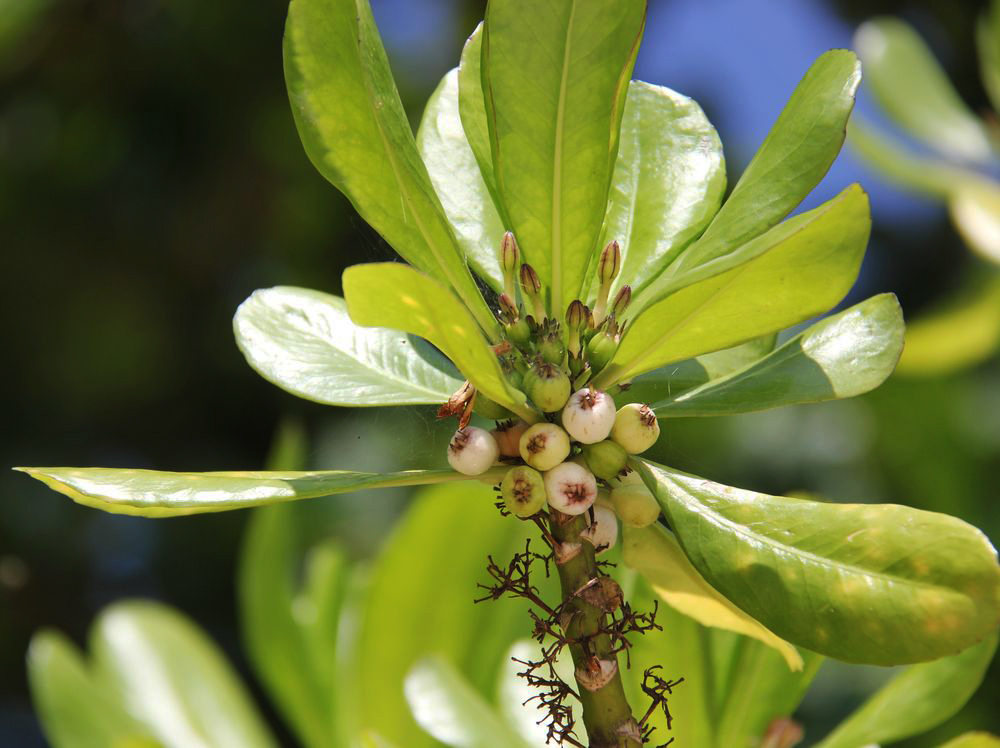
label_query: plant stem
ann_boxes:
[548,509,642,748]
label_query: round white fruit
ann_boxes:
[561,388,617,444]
[582,503,619,554]
[519,423,571,471]
[544,461,597,515]
[447,426,499,476]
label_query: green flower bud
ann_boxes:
[500,231,519,273]
[610,403,660,454]
[609,471,660,528]
[519,422,571,471]
[611,284,632,319]
[561,387,616,444]
[501,465,547,517]
[447,427,499,476]
[598,240,621,285]
[583,440,627,481]
[544,461,597,515]
[519,263,546,321]
[523,362,570,412]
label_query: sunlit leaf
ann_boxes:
[950,184,1000,264]
[483,0,646,313]
[595,185,869,387]
[814,633,998,748]
[855,17,993,163]
[343,262,534,421]
[284,0,497,335]
[234,286,462,406]
[418,69,505,290]
[15,466,501,517]
[637,459,1000,664]
[648,293,903,416]
[457,24,502,215]
[938,734,1000,748]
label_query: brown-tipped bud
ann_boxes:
[498,292,518,324]
[598,240,621,285]
[611,284,632,318]
[566,300,588,332]
[519,263,541,296]
[500,231,519,273]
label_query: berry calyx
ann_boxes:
[610,403,660,454]
[447,427,499,476]
[561,387,616,444]
[518,423,571,471]
[543,461,597,515]
[500,465,547,517]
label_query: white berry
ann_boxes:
[447,427,499,476]
[519,423,571,471]
[544,461,597,515]
[582,503,619,554]
[610,403,660,454]
[561,388,617,444]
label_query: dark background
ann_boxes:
[3,0,998,745]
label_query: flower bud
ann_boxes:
[523,362,570,412]
[500,231,519,273]
[491,420,530,458]
[543,461,598,515]
[565,300,588,357]
[581,503,619,554]
[610,403,660,454]
[498,292,518,324]
[519,422,571,471]
[582,440,627,480]
[519,263,546,321]
[609,471,660,528]
[561,387,617,444]
[611,284,632,319]
[447,427,499,476]
[598,240,621,285]
[501,465,547,517]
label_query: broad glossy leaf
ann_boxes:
[595,185,869,387]
[351,482,555,747]
[483,0,646,312]
[234,286,462,406]
[91,601,278,748]
[649,293,903,416]
[596,81,725,298]
[896,273,1000,376]
[855,18,993,163]
[637,51,861,313]
[405,657,530,748]
[623,523,802,670]
[343,263,534,421]
[638,459,1000,664]
[815,633,998,748]
[284,0,497,336]
[457,24,501,214]
[418,70,505,290]
[939,734,1000,748]
[28,631,158,748]
[15,465,502,517]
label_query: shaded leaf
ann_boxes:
[637,459,1000,664]
[234,286,462,407]
[15,465,501,517]
[483,0,646,312]
[978,1,1000,115]
[284,0,497,335]
[815,633,998,748]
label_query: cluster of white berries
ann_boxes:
[447,387,662,553]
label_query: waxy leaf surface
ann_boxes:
[234,286,461,407]
[815,633,998,748]
[457,24,501,213]
[638,50,861,312]
[638,460,1000,664]
[418,69,505,290]
[483,0,645,312]
[284,0,496,335]
[16,466,502,517]
[597,185,869,387]
[649,293,903,416]
[344,263,533,420]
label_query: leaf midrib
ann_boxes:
[550,0,577,314]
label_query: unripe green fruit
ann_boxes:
[609,472,660,528]
[518,423,571,471]
[585,332,618,372]
[506,318,531,346]
[539,336,566,365]
[474,394,514,421]
[523,363,571,412]
[491,420,530,458]
[501,466,547,517]
[447,427,499,476]
[610,403,660,454]
[561,388,616,444]
[583,440,628,481]
[543,461,597,515]
[582,503,619,554]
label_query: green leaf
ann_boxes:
[283,0,497,336]
[596,185,870,387]
[896,273,1000,376]
[855,17,994,163]
[91,601,278,748]
[637,459,1000,664]
[950,184,1000,264]
[978,2,1000,115]
[457,24,502,219]
[623,523,803,671]
[648,294,904,416]
[343,263,534,421]
[234,286,462,407]
[15,465,502,517]
[595,80,726,299]
[27,631,159,748]
[404,657,531,748]
[815,633,998,748]
[636,50,861,313]
[417,69,505,290]
[938,734,1000,748]
[483,0,646,313]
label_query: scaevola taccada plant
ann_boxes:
[17,0,1000,746]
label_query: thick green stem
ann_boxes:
[549,509,641,748]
